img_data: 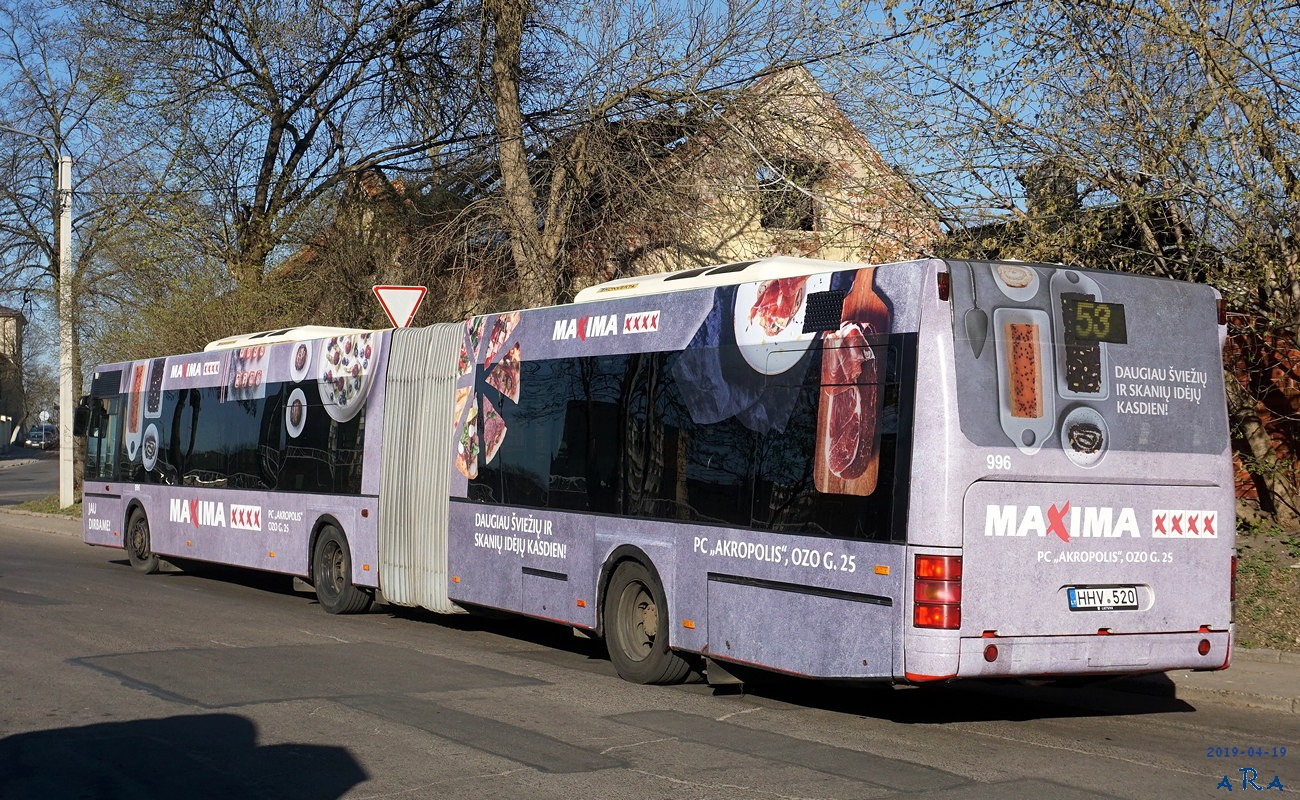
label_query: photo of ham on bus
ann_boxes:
[81,256,1234,687]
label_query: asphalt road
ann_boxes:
[0,448,57,505]
[1,513,1297,799]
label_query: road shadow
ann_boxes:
[98,560,1199,724]
[110,557,329,603]
[698,664,1194,722]
[0,713,366,799]
[385,608,1193,721]
[390,602,609,658]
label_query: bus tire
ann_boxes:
[125,508,160,575]
[604,560,691,685]
[312,525,373,615]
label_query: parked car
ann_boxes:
[24,424,58,450]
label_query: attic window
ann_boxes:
[757,159,824,232]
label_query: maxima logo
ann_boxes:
[553,311,660,341]
[986,504,1221,542]
[623,311,660,334]
[1152,510,1217,537]
[985,503,1141,542]
[168,360,220,378]
[168,499,262,531]
[553,314,618,341]
[170,498,227,529]
[230,504,262,531]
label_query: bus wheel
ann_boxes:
[125,509,160,575]
[604,561,691,685]
[312,526,373,615]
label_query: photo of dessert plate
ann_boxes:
[285,388,307,438]
[1061,405,1108,468]
[228,345,269,402]
[318,332,380,422]
[1050,269,1110,401]
[993,307,1056,454]
[290,340,313,383]
[990,263,1041,302]
[733,273,830,375]
[142,424,159,472]
[125,362,146,461]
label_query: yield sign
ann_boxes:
[373,285,427,328]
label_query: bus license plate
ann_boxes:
[1067,586,1138,611]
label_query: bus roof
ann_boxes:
[203,325,373,352]
[571,256,929,303]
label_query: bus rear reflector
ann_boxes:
[913,554,962,629]
[937,271,951,301]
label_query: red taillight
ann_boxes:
[914,603,961,629]
[1198,639,1212,656]
[937,271,951,301]
[1217,297,1227,325]
[916,555,963,580]
[1230,555,1237,602]
[914,554,962,629]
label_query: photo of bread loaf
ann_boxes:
[1006,322,1043,418]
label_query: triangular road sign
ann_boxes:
[373,285,427,328]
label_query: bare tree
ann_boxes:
[478,0,854,307]
[0,0,147,426]
[840,0,1300,522]
[89,0,479,287]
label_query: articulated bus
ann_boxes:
[80,257,1234,685]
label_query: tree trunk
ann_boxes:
[483,0,554,306]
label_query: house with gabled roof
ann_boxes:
[273,66,941,318]
[562,66,942,289]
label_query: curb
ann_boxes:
[1169,683,1297,715]
[1109,669,1299,714]
[1234,648,1300,667]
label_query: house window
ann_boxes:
[757,159,824,231]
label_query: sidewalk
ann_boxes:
[2,505,1298,713]
[1147,649,1300,714]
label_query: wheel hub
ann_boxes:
[639,597,658,639]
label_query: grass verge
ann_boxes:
[15,496,82,517]
[1234,518,1300,652]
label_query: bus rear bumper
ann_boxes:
[954,629,1232,678]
